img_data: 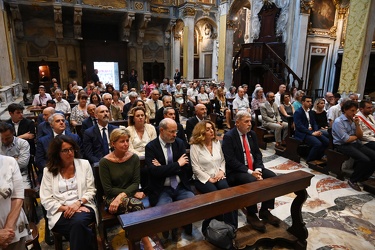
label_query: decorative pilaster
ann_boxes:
[9,3,23,38]
[120,12,135,42]
[339,0,375,95]
[137,13,151,45]
[182,6,196,81]
[74,6,82,40]
[54,5,63,39]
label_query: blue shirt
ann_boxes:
[332,114,358,145]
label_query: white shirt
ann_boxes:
[327,103,342,122]
[54,98,72,113]
[233,96,250,112]
[275,92,281,107]
[357,111,375,143]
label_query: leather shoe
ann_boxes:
[281,140,287,146]
[246,213,266,232]
[259,209,280,227]
[275,143,285,150]
[348,180,361,192]
[184,224,193,236]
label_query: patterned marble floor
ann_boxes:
[34,141,375,250]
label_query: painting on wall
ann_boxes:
[233,8,246,56]
[310,0,335,30]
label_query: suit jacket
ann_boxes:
[293,107,319,141]
[260,102,282,126]
[35,131,81,170]
[145,99,163,120]
[122,102,133,120]
[37,110,64,124]
[81,116,96,136]
[37,120,71,139]
[174,71,181,84]
[6,118,36,155]
[83,124,117,164]
[145,137,193,206]
[185,116,199,141]
[154,107,180,127]
[222,129,264,176]
[156,123,188,149]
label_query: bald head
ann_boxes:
[195,104,207,120]
[43,107,55,122]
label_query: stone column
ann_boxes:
[0,1,14,86]
[182,6,196,81]
[223,20,235,85]
[173,33,181,78]
[339,0,375,95]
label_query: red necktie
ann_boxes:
[242,134,253,170]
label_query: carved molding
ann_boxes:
[226,19,236,30]
[183,7,196,17]
[74,7,82,40]
[151,6,170,14]
[9,3,24,38]
[120,12,135,42]
[54,5,63,39]
[300,0,314,14]
[134,2,144,10]
[137,14,151,45]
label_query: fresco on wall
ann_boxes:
[310,0,335,30]
[233,8,246,56]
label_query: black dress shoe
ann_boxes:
[184,224,193,236]
[259,210,280,227]
[246,213,266,232]
[348,180,362,192]
[162,230,169,239]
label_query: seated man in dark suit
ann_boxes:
[145,118,194,240]
[6,103,36,156]
[222,111,280,233]
[154,95,180,126]
[81,104,97,136]
[122,91,138,120]
[37,107,70,139]
[185,104,207,141]
[35,113,81,182]
[294,96,329,163]
[37,100,58,124]
[83,105,117,165]
[156,107,188,148]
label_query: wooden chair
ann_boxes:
[23,189,42,250]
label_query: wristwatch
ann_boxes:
[78,199,83,206]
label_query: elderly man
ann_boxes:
[83,105,118,165]
[54,88,71,113]
[81,104,97,136]
[102,93,122,121]
[260,92,288,149]
[122,91,139,120]
[324,92,335,111]
[6,103,35,156]
[222,111,280,232]
[155,95,180,126]
[328,98,350,127]
[274,84,286,107]
[145,118,194,239]
[145,90,163,122]
[157,107,188,148]
[186,82,199,117]
[32,85,52,107]
[185,104,207,141]
[37,107,70,139]
[0,122,31,188]
[232,87,251,114]
[35,113,81,181]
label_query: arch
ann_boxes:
[228,0,251,20]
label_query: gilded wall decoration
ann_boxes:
[300,0,314,14]
[151,6,170,14]
[134,2,144,10]
[151,0,175,5]
[183,7,196,17]
[82,0,126,9]
[339,0,371,92]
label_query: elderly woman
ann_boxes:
[251,87,266,115]
[89,93,102,107]
[40,136,97,250]
[112,90,125,113]
[190,121,237,233]
[126,107,156,156]
[0,155,30,249]
[174,83,184,107]
[99,128,153,249]
[70,92,89,128]
[292,90,305,111]
[120,83,129,102]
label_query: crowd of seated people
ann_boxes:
[3,76,375,250]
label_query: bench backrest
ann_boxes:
[119,170,313,240]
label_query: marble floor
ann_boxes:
[34,141,375,250]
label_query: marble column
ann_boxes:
[173,34,181,78]
[217,12,227,83]
[223,21,235,86]
[339,0,375,95]
[182,8,195,81]
[0,1,14,87]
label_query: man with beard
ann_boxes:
[83,105,118,164]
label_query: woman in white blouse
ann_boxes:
[190,120,237,233]
[126,107,157,156]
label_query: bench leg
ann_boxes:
[98,223,110,250]
[325,149,349,181]
[126,238,142,250]
[287,189,308,249]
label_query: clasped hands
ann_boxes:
[0,228,15,248]
[252,170,263,180]
[63,201,89,219]
[208,170,226,183]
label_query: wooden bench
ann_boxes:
[119,170,313,250]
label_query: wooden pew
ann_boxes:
[119,170,313,250]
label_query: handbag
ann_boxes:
[205,219,236,249]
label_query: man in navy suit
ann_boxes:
[83,105,117,165]
[37,107,70,139]
[35,113,81,182]
[154,95,180,126]
[294,96,329,162]
[222,111,280,232]
[6,103,36,155]
[185,104,207,141]
[145,118,194,239]
[81,104,97,136]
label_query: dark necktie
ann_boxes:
[167,143,178,189]
[102,127,109,155]
[93,118,97,125]
[242,134,253,170]
[154,101,158,111]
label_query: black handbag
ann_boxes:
[205,219,236,249]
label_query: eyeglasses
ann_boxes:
[167,130,179,134]
[61,147,75,154]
